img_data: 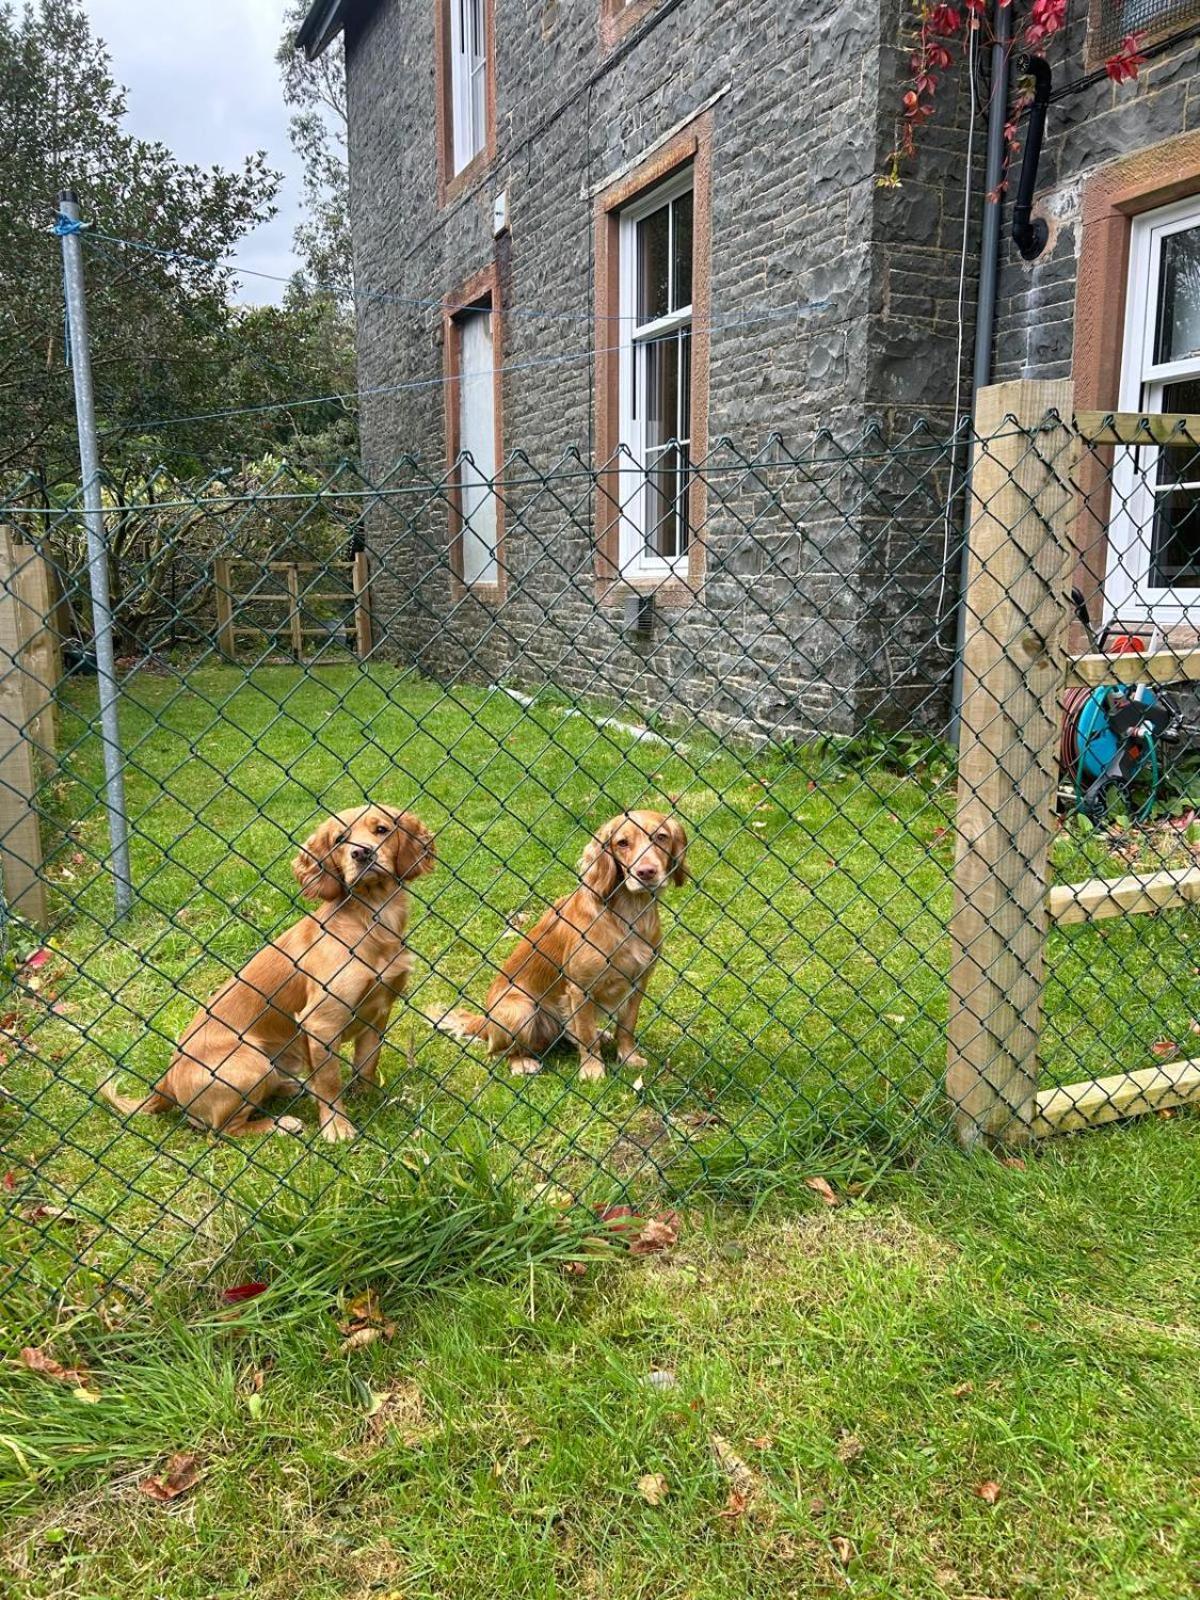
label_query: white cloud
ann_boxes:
[82,0,304,302]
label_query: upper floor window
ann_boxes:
[437,0,494,198]
[1107,195,1200,622]
[617,171,694,576]
[450,0,487,175]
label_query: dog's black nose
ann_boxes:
[350,845,373,864]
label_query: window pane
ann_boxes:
[671,190,693,312]
[637,205,670,324]
[457,307,498,586]
[641,330,690,560]
[1155,224,1200,364]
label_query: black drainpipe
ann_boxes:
[1012,56,1052,261]
[948,0,1011,743]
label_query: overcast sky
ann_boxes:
[83,0,305,303]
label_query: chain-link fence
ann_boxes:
[4,381,1200,1322]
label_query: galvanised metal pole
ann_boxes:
[57,189,133,918]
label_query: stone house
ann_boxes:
[296,0,1200,731]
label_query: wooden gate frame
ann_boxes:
[947,382,1200,1146]
[213,553,373,662]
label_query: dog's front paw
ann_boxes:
[320,1114,357,1143]
[509,1055,542,1077]
[578,1057,606,1083]
[619,1050,648,1070]
[276,1115,305,1135]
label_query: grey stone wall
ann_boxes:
[341,0,979,736]
[992,18,1200,384]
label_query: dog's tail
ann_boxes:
[99,1072,171,1118]
[424,1004,489,1043]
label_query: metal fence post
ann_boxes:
[57,189,133,919]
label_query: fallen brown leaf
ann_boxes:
[630,1210,680,1256]
[952,1381,975,1399]
[803,1175,840,1208]
[637,1472,669,1506]
[20,1346,90,1386]
[19,1204,78,1224]
[749,1433,773,1451]
[1151,1039,1179,1059]
[808,1496,827,1517]
[220,1281,267,1304]
[340,1326,384,1354]
[836,1430,864,1464]
[720,1489,751,1520]
[138,1452,202,1503]
[336,1287,396,1348]
[975,1479,1001,1505]
[999,1155,1026,1170]
[710,1433,757,1505]
[832,1536,854,1566]
[560,1260,588,1277]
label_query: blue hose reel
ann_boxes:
[1064,590,1176,822]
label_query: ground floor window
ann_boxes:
[1107,194,1200,624]
[446,285,503,594]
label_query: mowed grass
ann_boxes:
[3,1128,1200,1599]
[5,663,1200,1596]
[3,660,1200,1303]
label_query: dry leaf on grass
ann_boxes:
[836,1431,864,1464]
[1151,1039,1179,1059]
[337,1288,396,1352]
[710,1433,758,1506]
[638,1472,669,1505]
[220,1280,267,1304]
[630,1210,680,1256]
[803,1175,840,1208]
[20,1346,91,1387]
[138,1452,202,1503]
[952,1381,974,1399]
[974,1479,1002,1505]
[19,1204,78,1224]
[998,1155,1026,1170]
[832,1536,855,1566]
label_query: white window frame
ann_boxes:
[1107,194,1200,625]
[449,0,487,177]
[454,302,499,589]
[616,168,694,579]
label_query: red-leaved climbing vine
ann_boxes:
[882,0,1147,188]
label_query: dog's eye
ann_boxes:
[654,832,669,844]
[375,823,389,835]
[335,834,348,846]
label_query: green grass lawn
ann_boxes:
[3,659,1199,1302]
[4,662,1200,1596]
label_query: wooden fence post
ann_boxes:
[352,551,373,659]
[11,537,62,760]
[213,555,235,660]
[0,530,48,929]
[286,563,303,658]
[945,379,1078,1147]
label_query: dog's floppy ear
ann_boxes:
[580,818,620,900]
[292,816,344,901]
[669,818,690,888]
[389,810,436,881]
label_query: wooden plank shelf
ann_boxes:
[1047,866,1200,925]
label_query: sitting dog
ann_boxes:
[436,809,688,1080]
[101,804,435,1141]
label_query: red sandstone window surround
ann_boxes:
[434,0,497,205]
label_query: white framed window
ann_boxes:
[1107,195,1200,625]
[616,169,694,577]
[449,0,487,176]
[454,302,499,587]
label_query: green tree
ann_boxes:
[277,1,352,290]
[0,0,283,486]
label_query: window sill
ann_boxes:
[600,0,660,51]
[441,147,493,208]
